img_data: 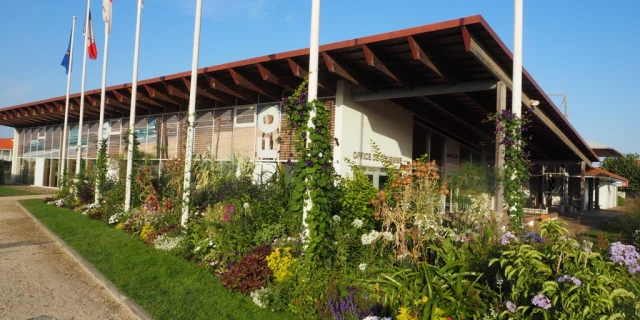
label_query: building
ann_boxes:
[0,138,12,161]
[0,15,600,213]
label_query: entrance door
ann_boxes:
[34,158,45,186]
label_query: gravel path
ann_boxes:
[0,195,133,320]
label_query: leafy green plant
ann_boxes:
[485,109,533,229]
[282,81,335,261]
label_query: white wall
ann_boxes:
[334,82,413,176]
[598,181,619,209]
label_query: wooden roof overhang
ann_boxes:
[0,15,598,163]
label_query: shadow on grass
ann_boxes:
[21,199,294,320]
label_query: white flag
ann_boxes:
[103,0,113,34]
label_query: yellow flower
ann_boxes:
[265,247,296,282]
[140,224,154,241]
[397,306,418,320]
[115,222,124,230]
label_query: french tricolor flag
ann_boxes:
[84,10,98,60]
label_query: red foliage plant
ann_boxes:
[220,245,273,294]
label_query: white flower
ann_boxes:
[243,202,250,210]
[250,287,269,308]
[154,235,183,251]
[352,219,363,229]
[318,152,323,157]
[380,231,393,242]
[332,215,341,222]
[358,263,367,271]
[362,316,392,320]
[361,230,379,245]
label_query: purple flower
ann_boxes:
[531,294,551,309]
[521,127,526,132]
[524,232,543,243]
[322,163,328,169]
[506,301,517,313]
[501,232,517,245]
[302,132,307,138]
[305,160,313,166]
[316,128,322,134]
[298,111,303,116]
[609,242,640,273]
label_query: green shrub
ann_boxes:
[618,195,626,207]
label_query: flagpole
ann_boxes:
[76,0,92,176]
[302,0,320,241]
[95,1,111,204]
[125,0,144,212]
[60,16,77,187]
[180,0,204,227]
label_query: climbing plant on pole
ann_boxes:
[282,82,335,262]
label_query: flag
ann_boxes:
[61,29,72,74]
[84,11,98,60]
[103,0,113,34]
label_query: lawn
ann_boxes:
[0,186,39,196]
[20,199,294,320]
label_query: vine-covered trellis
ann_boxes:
[488,108,532,230]
[282,82,335,261]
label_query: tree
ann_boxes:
[601,153,640,194]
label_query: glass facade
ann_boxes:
[14,104,285,186]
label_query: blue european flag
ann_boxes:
[61,29,72,74]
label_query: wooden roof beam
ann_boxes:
[144,84,181,105]
[286,58,336,93]
[113,89,150,111]
[361,44,408,86]
[407,35,458,82]
[321,52,374,92]
[182,77,234,105]
[229,68,281,101]
[204,74,257,103]
[461,25,594,164]
[256,63,295,91]
[127,88,163,108]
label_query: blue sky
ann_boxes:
[0,0,638,154]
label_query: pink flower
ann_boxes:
[223,214,231,222]
[224,204,235,215]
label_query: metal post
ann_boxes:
[125,0,144,212]
[60,16,76,186]
[512,0,523,118]
[95,7,111,203]
[302,0,321,241]
[494,81,506,216]
[180,0,204,227]
[76,0,92,176]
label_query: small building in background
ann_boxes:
[0,138,13,161]
[584,167,628,210]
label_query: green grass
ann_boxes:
[21,199,294,320]
[0,186,40,196]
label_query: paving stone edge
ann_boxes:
[16,200,153,320]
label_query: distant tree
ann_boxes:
[601,153,640,193]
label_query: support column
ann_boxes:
[595,178,600,209]
[494,81,506,215]
[11,128,20,184]
[563,165,570,212]
[332,80,346,176]
[587,178,595,210]
[580,161,586,214]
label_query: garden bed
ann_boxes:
[20,199,293,320]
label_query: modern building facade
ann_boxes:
[0,15,600,213]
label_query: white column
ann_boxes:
[180,0,204,227]
[302,0,321,240]
[60,16,77,186]
[95,13,111,203]
[332,80,345,176]
[512,0,523,118]
[76,0,92,176]
[125,0,144,212]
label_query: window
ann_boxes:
[430,132,445,167]
[363,167,388,189]
[234,107,255,127]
